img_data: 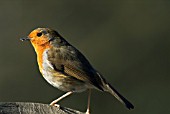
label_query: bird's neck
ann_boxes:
[32,43,51,73]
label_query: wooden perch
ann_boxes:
[0,102,85,114]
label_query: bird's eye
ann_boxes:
[37,32,42,37]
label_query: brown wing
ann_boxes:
[47,45,104,91]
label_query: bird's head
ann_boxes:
[20,28,66,71]
[20,28,68,53]
[21,28,61,46]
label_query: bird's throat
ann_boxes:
[32,43,51,73]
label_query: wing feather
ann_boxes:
[47,45,104,91]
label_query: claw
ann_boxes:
[54,104,60,108]
[50,103,60,109]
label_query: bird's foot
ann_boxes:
[85,109,90,114]
[54,104,60,108]
[50,103,60,108]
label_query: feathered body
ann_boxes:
[21,28,134,110]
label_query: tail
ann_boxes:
[104,83,134,109]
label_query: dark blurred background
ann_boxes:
[0,0,169,114]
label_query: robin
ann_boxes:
[20,28,134,114]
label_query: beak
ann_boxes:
[20,37,31,41]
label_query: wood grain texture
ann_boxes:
[0,102,85,114]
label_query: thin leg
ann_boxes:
[86,89,91,114]
[50,91,73,106]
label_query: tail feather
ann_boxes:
[105,83,134,109]
[95,71,134,109]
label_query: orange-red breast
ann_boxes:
[20,28,134,113]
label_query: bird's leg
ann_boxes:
[86,89,91,114]
[50,91,73,107]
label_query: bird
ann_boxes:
[20,28,134,114]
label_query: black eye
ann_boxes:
[37,32,42,37]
